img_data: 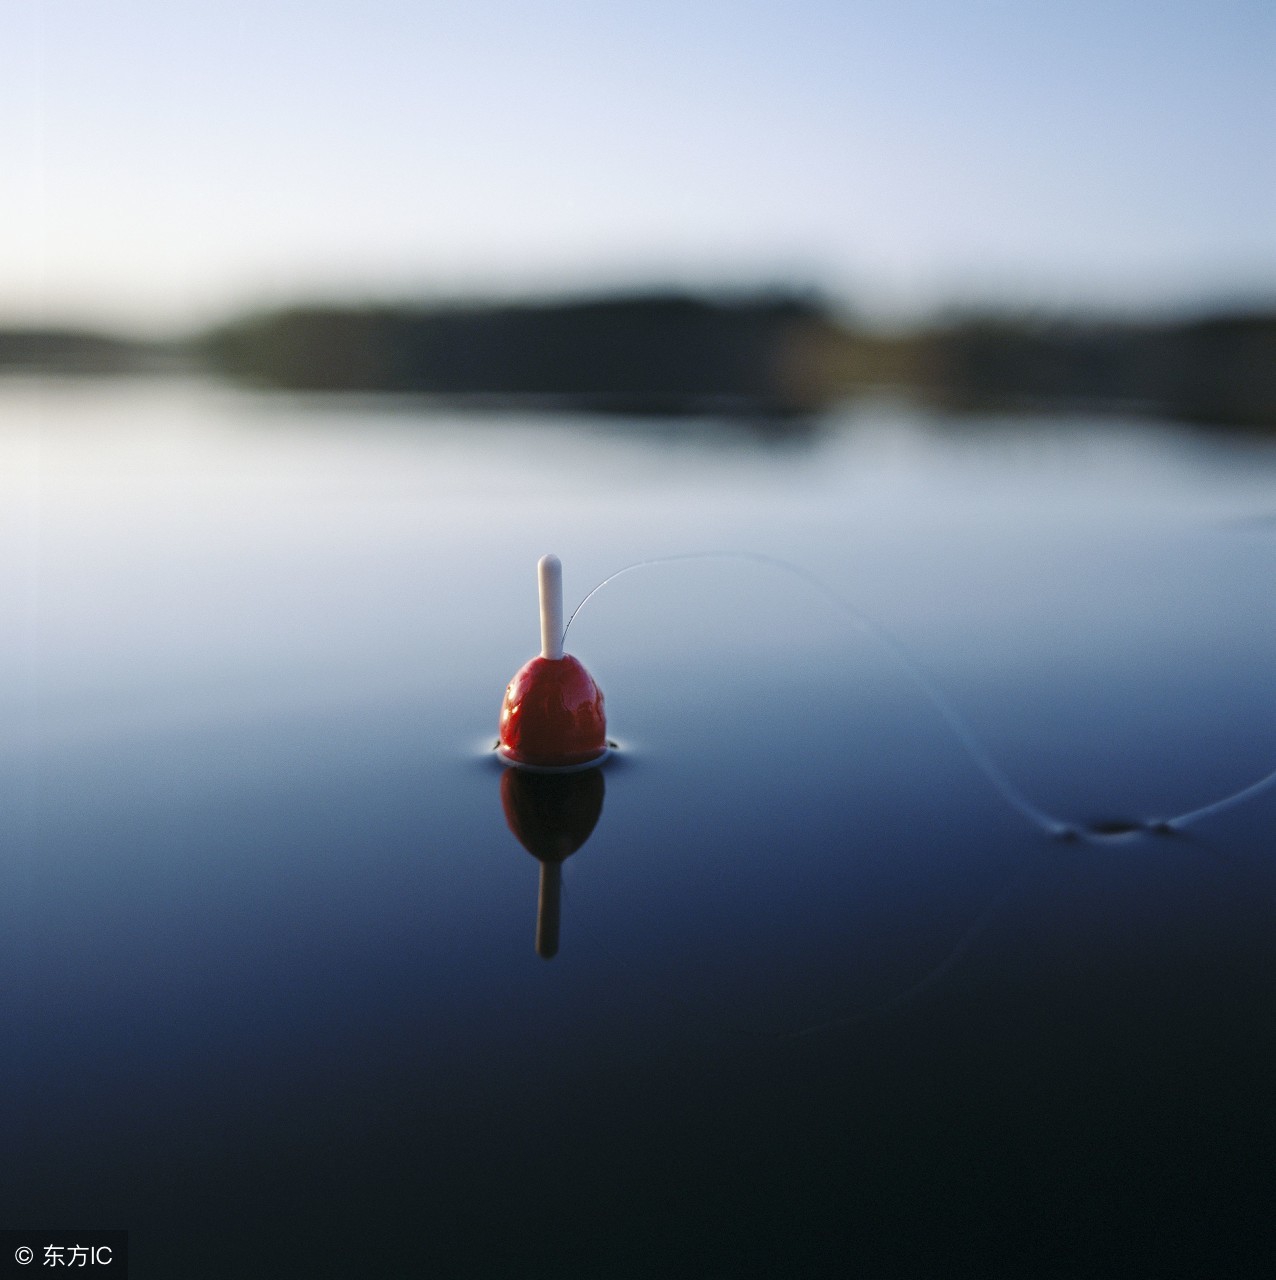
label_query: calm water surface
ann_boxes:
[1,379,1273,1277]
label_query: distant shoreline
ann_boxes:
[3,291,1273,429]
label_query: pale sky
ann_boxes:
[2,0,1273,332]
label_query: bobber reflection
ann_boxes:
[500,766,605,959]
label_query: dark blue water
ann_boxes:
[1,380,1273,1276]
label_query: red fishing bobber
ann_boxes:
[497,554,608,770]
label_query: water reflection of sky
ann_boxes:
[2,378,1273,1276]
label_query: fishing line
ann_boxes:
[782,868,1029,1041]
[562,551,1276,837]
[559,853,1031,1046]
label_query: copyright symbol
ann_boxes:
[14,1247,34,1265]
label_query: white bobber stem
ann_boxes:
[538,554,564,660]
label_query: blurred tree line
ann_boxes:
[200,292,828,416]
[904,310,1276,428]
[2,292,1273,428]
